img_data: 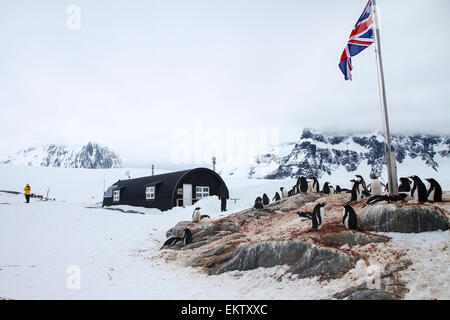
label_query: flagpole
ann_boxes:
[372,0,398,195]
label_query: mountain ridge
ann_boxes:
[1,142,122,169]
[217,129,450,181]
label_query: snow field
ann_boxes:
[0,165,448,299]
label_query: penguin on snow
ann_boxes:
[425,178,443,202]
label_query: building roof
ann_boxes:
[108,167,227,210]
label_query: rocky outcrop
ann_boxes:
[161,192,398,284]
[209,240,356,280]
[157,189,448,300]
[309,230,390,247]
[264,193,321,213]
[166,220,240,244]
[165,193,322,250]
[360,204,449,233]
[332,284,393,300]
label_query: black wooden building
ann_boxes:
[102,167,229,211]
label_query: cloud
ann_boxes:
[0,0,449,164]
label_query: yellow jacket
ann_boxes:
[24,185,31,195]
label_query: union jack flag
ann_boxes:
[339,0,375,80]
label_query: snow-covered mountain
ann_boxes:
[1,142,122,169]
[218,129,450,181]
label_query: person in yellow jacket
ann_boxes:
[24,184,31,203]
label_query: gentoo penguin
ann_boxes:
[311,203,325,231]
[295,177,302,193]
[296,203,325,231]
[350,179,362,201]
[160,235,183,249]
[369,175,383,196]
[366,194,407,205]
[192,207,202,222]
[297,211,313,220]
[160,228,193,249]
[306,180,313,193]
[288,186,297,197]
[366,195,390,205]
[182,228,193,246]
[280,187,288,199]
[409,175,428,202]
[398,177,412,192]
[425,178,443,202]
[272,192,281,202]
[312,177,320,193]
[322,182,331,195]
[342,204,358,230]
[193,208,210,221]
[329,185,335,195]
[254,197,264,210]
[334,185,342,194]
[299,176,308,194]
[355,175,369,194]
[262,193,270,205]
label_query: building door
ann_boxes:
[183,184,192,206]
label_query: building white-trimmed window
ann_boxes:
[146,186,155,200]
[195,186,210,199]
[113,190,120,202]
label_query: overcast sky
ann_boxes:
[1,0,449,167]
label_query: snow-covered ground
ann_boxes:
[0,164,448,299]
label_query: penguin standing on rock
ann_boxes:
[409,175,428,202]
[182,228,193,246]
[398,177,412,192]
[311,203,325,231]
[296,203,325,231]
[368,175,384,196]
[299,177,308,194]
[350,179,362,201]
[307,180,313,193]
[312,177,320,193]
[192,207,202,222]
[343,204,358,230]
[262,193,270,205]
[295,177,302,194]
[329,185,335,195]
[192,207,210,222]
[334,185,342,194]
[322,182,331,195]
[280,187,288,199]
[288,186,297,197]
[356,175,369,194]
[425,178,443,202]
[272,192,281,202]
[254,197,264,210]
